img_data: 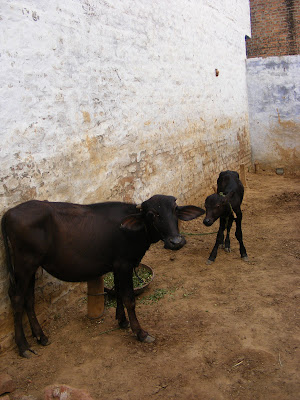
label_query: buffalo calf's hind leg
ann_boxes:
[235,212,248,261]
[25,274,50,346]
[9,276,37,358]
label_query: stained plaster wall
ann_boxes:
[0,0,251,350]
[246,55,300,173]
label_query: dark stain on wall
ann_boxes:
[285,0,297,55]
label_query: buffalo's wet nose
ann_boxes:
[203,218,212,226]
[164,235,186,250]
[170,235,184,245]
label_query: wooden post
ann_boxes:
[240,163,247,187]
[87,276,105,319]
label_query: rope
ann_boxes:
[219,191,234,212]
[98,327,121,336]
[134,265,144,284]
[180,231,218,236]
[87,292,107,296]
[219,192,237,223]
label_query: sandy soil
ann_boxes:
[1,172,300,400]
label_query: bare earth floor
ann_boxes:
[1,172,300,400]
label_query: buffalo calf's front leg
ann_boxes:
[224,215,234,253]
[113,273,129,329]
[124,295,155,343]
[116,267,155,343]
[207,217,226,264]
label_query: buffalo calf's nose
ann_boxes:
[170,235,184,245]
[203,218,211,226]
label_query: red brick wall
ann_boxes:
[246,0,300,58]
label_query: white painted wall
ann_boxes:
[0,0,251,349]
[246,55,300,173]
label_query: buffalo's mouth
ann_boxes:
[163,235,186,250]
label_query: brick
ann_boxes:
[44,385,95,400]
[0,373,15,395]
[247,0,300,57]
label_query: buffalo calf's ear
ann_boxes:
[176,206,205,221]
[120,214,145,231]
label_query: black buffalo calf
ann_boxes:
[1,195,204,357]
[203,170,248,264]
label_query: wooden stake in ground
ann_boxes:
[240,163,247,187]
[87,276,105,319]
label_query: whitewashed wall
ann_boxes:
[0,0,251,349]
[247,55,300,174]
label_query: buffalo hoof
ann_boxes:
[37,336,51,346]
[22,348,38,358]
[206,259,214,265]
[119,320,130,329]
[242,255,249,262]
[225,247,231,253]
[142,334,155,343]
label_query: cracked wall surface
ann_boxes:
[0,0,251,349]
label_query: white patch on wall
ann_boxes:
[247,55,300,171]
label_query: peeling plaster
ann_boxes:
[0,0,252,349]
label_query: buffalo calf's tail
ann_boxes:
[1,214,16,288]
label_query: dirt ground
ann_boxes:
[1,172,300,400]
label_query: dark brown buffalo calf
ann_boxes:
[1,195,204,357]
[203,170,248,264]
